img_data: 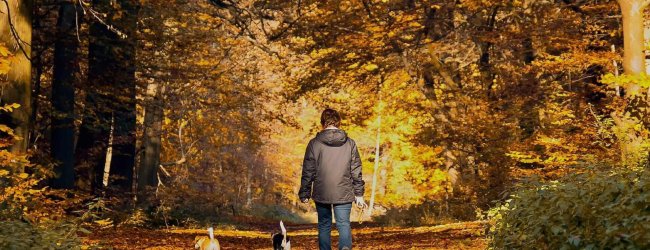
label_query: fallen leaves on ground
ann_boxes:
[84,221,487,249]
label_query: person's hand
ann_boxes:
[355,196,367,208]
[301,198,310,203]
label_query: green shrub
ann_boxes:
[488,169,650,249]
[375,198,478,226]
[249,204,308,223]
[0,220,81,249]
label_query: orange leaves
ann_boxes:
[533,51,617,75]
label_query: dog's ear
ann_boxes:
[195,238,204,249]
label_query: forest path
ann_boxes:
[85,221,487,249]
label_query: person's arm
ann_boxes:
[298,140,316,201]
[350,140,365,198]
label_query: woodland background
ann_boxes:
[1,0,650,249]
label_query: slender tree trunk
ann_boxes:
[614,0,649,163]
[103,114,114,187]
[137,83,163,200]
[76,0,139,193]
[368,114,380,216]
[30,0,42,145]
[75,97,111,193]
[50,1,79,189]
[107,0,139,192]
[479,6,498,98]
[368,97,382,216]
[246,163,252,208]
[77,0,139,193]
[0,0,32,153]
[110,101,136,191]
[619,0,648,78]
[76,12,113,192]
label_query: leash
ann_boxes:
[356,204,365,224]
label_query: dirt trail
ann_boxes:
[85,221,487,249]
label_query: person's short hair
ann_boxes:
[321,108,341,127]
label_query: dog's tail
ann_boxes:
[280,221,286,236]
[208,227,214,240]
[280,220,288,247]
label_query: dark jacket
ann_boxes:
[298,129,365,204]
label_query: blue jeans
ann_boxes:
[316,202,352,250]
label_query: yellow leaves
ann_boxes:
[94,218,114,228]
[289,36,315,47]
[0,149,45,218]
[408,22,422,28]
[163,18,178,27]
[0,43,12,75]
[363,63,379,72]
[400,34,414,41]
[506,151,541,164]
[534,51,615,75]
[601,73,650,93]
[536,136,564,148]
[0,59,10,75]
[0,124,18,139]
[366,25,384,33]
[196,13,214,22]
[179,119,188,129]
[0,45,10,56]
[195,59,212,66]
[633,122,644,132]
[309,48,337,59]
[0,103,21,112]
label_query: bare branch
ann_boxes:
[1,0,30,61]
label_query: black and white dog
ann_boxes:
[271,221,291,250]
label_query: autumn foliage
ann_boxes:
[1,0,650,249]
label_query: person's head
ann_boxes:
[320,108,341,129]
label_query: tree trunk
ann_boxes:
[76,9,114,192]
[50,1,80,189]
[368,85,384,216]
[75,98,111,192]
[619,0,648,78]
[137,83,163,200]
[368,111,381,217]
[479,6,498,98]
[102,114,114,187]
[246,163,252,208]
[107,0,139,192]
[77,0,139,193]
[0,0,32,153]
[614,0,649,164]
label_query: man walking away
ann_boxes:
[299,108,366,250]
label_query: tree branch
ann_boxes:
[1,0,30,61]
